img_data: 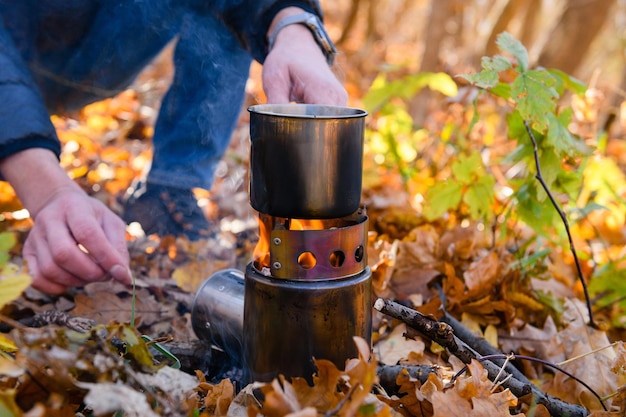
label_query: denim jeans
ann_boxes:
[1,0,252,190]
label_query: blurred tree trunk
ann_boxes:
[419,0,456,72]
[335,0,361,46]
[518,0,541,50]
[410,0,464,124]
[484,0,542,58]
[485,0,528,57]
[537,0,616,75]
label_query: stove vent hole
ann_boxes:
[298,251,317,269]
[355,245,364,262]
[329,250,346,268]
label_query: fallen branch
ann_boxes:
[440,312,531,385]
[377,364,438,395]
[373,298,589,417]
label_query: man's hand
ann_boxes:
[0,148,131,294]
[262,7,347,105]
[23,190,131,294]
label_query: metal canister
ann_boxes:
[191,269,245,356]
[248,104,367,219]
[243,263,372,384]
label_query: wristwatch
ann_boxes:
[267,12,337,65]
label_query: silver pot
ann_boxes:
[248,104,367,219]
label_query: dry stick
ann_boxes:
[523,120,596,328]
[377,364,438,395]
[440,312,531,385]
[450,354,606,411]
[373,298,589,417]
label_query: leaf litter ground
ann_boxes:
[0,48,625,416]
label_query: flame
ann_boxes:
[289,219,325,231]
[253,214,271,269]
[253,216,326,271]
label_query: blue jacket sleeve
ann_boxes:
[202,0,324,63]
[0,21,61,162]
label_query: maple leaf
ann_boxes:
[430,361,520,417]
[290,360,343,411]
[199,378,235,416]
[543,299,624,410]
[376,323,426,365]
[463,252,501,292]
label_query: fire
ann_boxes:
[253,214,271,269]
[288,219,325,230]
[253,216,326,270]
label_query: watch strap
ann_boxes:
[267,12,337,65]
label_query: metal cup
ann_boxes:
[248,104,367,219]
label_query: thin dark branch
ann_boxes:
[373,298,589,417]
[440,312,531,385]
[523,120,596,328]
[377,364,438,395]
[450,354,607,411]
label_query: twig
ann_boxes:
[451,354,607,411]
[373,298,590,417]
[523,120,596,328]
[377,364,438,395]
[440,311,531,385]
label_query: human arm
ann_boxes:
[262,6,347,105]
[204,0,347,105]
[0,149,131,294]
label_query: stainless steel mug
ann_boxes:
[248,104,367,219]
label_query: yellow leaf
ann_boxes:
[0,389,22,417]
[0,269,32,309]
[0,335,17,353]
[0,356,22,377]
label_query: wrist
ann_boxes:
[267,7,306,38]
[0,148,82,218]
[267,8,337,65]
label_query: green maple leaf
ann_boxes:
[464,175,496,219]
[460,55,512,89]
[496,31,529,71]
[451,152,483,183]
[424,180,463,220]
[512,69,558,131]
[546,111,593,157]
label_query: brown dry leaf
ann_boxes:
[431,389,472,416]
[201,378,235,416]
[379,370,442,416]
[498,317,563,362]
[369,237,398,299]
[341,336,385,416]
[437,225,485,260]
[70,288,174,327]
[463,251,500,292]
[543,299,624,410]
[290,359,343,411]
[258,377,303,417]
[431,360,519,417]
[173,258,231,293]
[376,323,426,365]
[390,225,442,299]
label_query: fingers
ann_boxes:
[264,69,291,104]
[25,192,131,293]
[75,209,132,285]
[263,25,347,107]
